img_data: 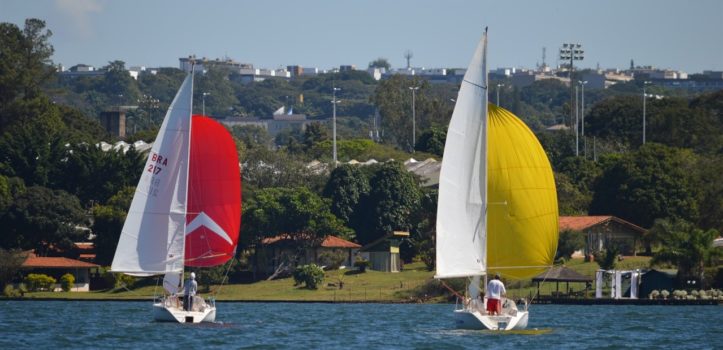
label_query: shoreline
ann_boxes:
[3,297,720,305]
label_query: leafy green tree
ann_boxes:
[91,187,134,265]
[137,67,186,103]
[24,273,56,292]
[585,95,642,147]
[0,248,26,289]
[371,75,431,150]
[409,187,438,270]
[555,172,590,215]
[56,104,106,141]
[590,143,699,228]
[0,186,87,255]
[196,67,239,116]
[556,229,585,260]
[415,126,446,156]
[292,264,324,289]
[0,175,10,213]
[0,97,67,186]
[594,246,619,270]
[241,187,352,250]
[368,58,391,70]
[323,164,370,225]
[302,122,328,150]
[99,60,140,105]
[0,18,54,111]
[52,143,144,206]
[536,131,575,169]
[354,162,422,245]
[650,219,721,286]
[60,273,75,292]
[231,125,273,150]
[242,146,326,194]
[693,154,723,233]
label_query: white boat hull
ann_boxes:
[454,298,528,330]
[454,309,528,330]
[153,296,216,323]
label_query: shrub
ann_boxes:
[672,290,688,300]
[556,229,585,260]
[649,290,660,299]
[3,284,20,297]
[355,259,370,272]
[318,250,347,270]
[661,290,670,299]
[593,247,619,270]
[24,274,57,292]
[292,264,324,290]
[60,273,75,292]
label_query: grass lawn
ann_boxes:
[21,262,437,302]
[17,257,654,302]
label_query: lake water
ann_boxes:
[1,301,721,349]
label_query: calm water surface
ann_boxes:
[1,301,721,349]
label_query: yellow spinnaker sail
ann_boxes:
[486,104,558,280]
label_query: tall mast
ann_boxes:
[179,60,196,288]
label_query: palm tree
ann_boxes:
[650,219,721,287]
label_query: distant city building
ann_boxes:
[287,65,303,76]
[510,71,570,88]
[179,56,253,74]
[339,65,356,72]
[59,64,104,79]
[219,113,313,137]
[703,70,723,79]
[301,67,319,76]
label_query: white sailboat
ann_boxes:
[111,71,242,323]
[435,29,558,331]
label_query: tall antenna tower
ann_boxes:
[542,47,547,68]
[404,50,413,69]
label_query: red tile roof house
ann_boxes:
[21,252,100,292]
[559,216,647,258]
[256,235,361,277]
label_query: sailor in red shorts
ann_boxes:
[486,273,506,315]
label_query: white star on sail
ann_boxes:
[185,211,233,244]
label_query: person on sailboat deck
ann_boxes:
[183,272,198,311]
[486,274,506,315]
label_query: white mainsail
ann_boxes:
[111,73,194,275]
[435,32,488,279]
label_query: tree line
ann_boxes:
[0,19,721,289]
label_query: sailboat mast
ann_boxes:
[481,27,489,278]
[179,60,196,287]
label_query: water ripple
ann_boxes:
[1,301,721,349]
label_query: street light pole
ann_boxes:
[496,83,504,106]
[643,81,651,145]
[332,87,341,165]
[578,80,587,157]
[559,43,584,127]
[202,92,210,115]
[409,86,420,152]
[575,84,579,156]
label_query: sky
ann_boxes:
[2,0,722,73]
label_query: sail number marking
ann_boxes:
[147,152,169,197]
[147,153,169,175]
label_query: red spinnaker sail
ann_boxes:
[185,115,241,267]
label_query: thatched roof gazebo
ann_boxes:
[532,266,593,298]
